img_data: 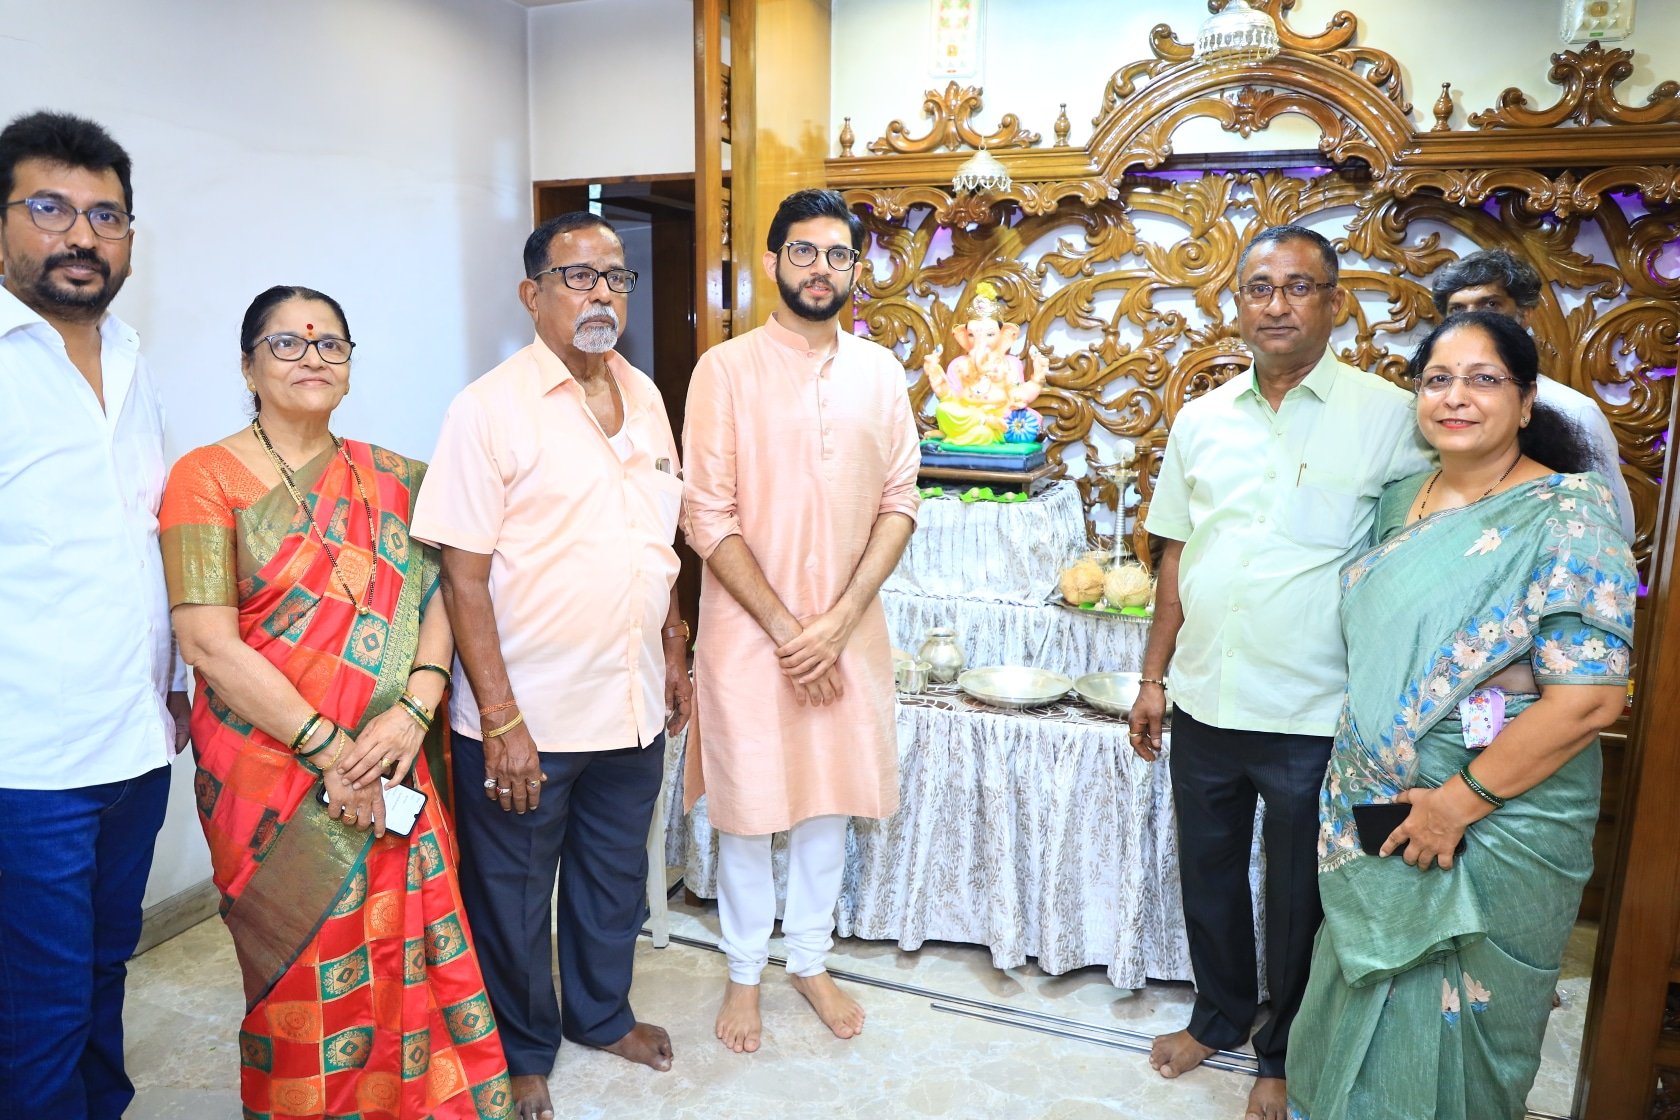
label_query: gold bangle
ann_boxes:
[290,712,323,752]
[662,620,691,642]
[483,712,524,739]
[398,692,432,732]
[319,728,346,771]
[1139,677,1167,689]
[297,723,337,760]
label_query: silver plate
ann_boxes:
[1074,671,1144,716]
[957,666,1072,709]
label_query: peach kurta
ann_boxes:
[682,315,920,835]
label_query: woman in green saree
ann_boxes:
[162,286,512,1119]
[1286,311,1634,1119]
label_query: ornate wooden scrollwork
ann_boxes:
[866,82,1041,155]
[830,5,1679,576]
[1468,42,1680,130]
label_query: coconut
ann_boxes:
[1103,562,1153,609]
[1059,559,1106,605]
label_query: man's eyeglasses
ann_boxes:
[532,264,639,294]
[4,197,134,240]
[255,333,355,364]
[1237,280,1335,305]
[1415,372,1517,396]
[781,241,860,272]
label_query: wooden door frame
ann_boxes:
[1581,387,1680,1116]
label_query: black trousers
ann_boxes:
[1169,706,1332,1079]
[452,733,665,1077]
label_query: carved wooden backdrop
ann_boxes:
[825,0,1680,579]
[851,173,1675,569]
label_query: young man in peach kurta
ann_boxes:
[683,189,919,1052]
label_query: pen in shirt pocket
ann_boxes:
[1297,461,1306,486]
[655,457,671,474]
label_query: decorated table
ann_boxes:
[665,686,1263,988]
[663,475,1264,988]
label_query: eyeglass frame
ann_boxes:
[530,263,639,294]
[3,196,135,240]
[252,332,356,364]
[1413,371,1520,396]
[1237,279,1336,305]
[779,240,860,272]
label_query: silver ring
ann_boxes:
[497,787,511,796]
[339,804,351,815]
[483,778,498,789]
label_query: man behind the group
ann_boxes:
[1127,225,1432,1120]
[682,187,919,1054]
[1431,246,1637,539]
[0,111,189,1119]
[411,212,692,1120]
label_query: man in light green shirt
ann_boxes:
[1129,225,1432,1120]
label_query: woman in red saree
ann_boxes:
[161,286,512,1119]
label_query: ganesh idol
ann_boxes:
[921,281,1048,446]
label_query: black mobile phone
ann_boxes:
[1352,802,1467,857]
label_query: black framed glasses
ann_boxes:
[1238,280,1336,305]
[256,333,355,364]
[4,197,134,239]
[532,264,639,294]
[782,241,859,271]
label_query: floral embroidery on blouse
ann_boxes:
[1317,474,1636,870]
[1465,527,1503,556]
[1463,972,1492,1013]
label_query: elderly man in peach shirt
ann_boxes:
[683,188,920,1054]
[411,212,691,1120]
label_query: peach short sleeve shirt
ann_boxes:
[410,338,683,752]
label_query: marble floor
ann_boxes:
[124,887,1593,1119]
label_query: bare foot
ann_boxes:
[599,1021,674,1072]
[1147,1028,1215,1079]
[715,980,763,1053]
[509,1073,554,1120]
[789,971,865,1039]
[1246,1076,1288,1120]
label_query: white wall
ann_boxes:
[528,0,697,180]
[832,0,1680,157]
[0,0,533,908]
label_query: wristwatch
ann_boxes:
[662,620,691,641]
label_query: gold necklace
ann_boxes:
[251,419,377,616]
[1418,451,1522,518]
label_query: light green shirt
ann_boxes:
[1144,352,1434,736]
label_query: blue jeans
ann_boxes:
[0,765,171,1120]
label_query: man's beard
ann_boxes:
[777,270,850,323]
[573,304,620,354]
[3,246,119,323]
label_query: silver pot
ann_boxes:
[917,626,967,684]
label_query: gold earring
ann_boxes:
[1521,416,1530,427]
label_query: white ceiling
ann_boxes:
[505,0,592,7]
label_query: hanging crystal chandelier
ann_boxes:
[1194,0,1281,65]
[952,144,1011,194]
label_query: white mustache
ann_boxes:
[575,305,620,331]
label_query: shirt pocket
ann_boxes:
[1281,469,1366,551]
[644,469,685,543]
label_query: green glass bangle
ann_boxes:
[290,712,323,752]
[409,662,452,685]
[1459,763,1507,809]
[297,725,337,760]
[398,694,433,732]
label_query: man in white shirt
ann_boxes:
[1431,248,1637,540]
[1130,225,1433,1120]
[0,111,186,1120]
